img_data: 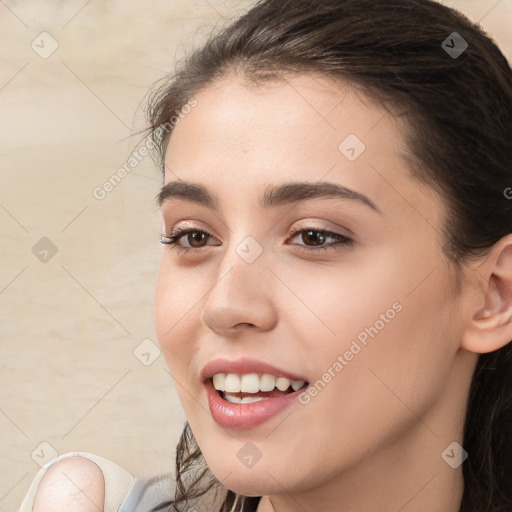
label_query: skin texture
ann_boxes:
[33,456,105,512]
[155,73,512,512]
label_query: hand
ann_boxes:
[33,456,105,512]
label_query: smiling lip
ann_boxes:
[205,379,306,429]
[201,357,308,430]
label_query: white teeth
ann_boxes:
[259,374,276,392]
[224,394,242,404]
[211,373,306,394]
[291,380,305,391]
[276,377,291,391]
[241,396,266,404]
[224,374,241,393]
[212,373,225,391]
[240,373,260,393]
[224,394,267,404]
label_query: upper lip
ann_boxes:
[201,357,308,383]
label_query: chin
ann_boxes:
[204,454,312,497]
[219,473,288,497]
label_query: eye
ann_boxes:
[161,226,353,254]
[160,228,219,253]
[286,227,353,253]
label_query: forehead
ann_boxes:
[166,73,407,165]
[162,72,442,227]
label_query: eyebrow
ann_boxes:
[157,180,381,213]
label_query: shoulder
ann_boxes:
[18,452,173,512]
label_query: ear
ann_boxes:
[461,235,512,354]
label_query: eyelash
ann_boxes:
[160,226,353,254]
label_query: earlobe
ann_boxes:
[462,237,512,354]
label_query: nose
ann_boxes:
[200,244,278,336]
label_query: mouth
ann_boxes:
[212,373,308,404]
[201,358,309,429]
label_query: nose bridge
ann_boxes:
[200,231,277,332]
[212,232,269,303]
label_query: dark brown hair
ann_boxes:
[146,0,512,510]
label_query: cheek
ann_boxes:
[308,263,459,435]
[274,258,404,361]
[154,259,201,376]
[364,268,461,400]
[289,253,459,425]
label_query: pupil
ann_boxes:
[304,230,324,246]
[189,231,206,247]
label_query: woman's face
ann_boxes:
[154,74,472,498]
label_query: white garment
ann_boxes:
[18,451,172,512]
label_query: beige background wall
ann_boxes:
[1,1,510,510]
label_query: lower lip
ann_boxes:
[205,379,305,429]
